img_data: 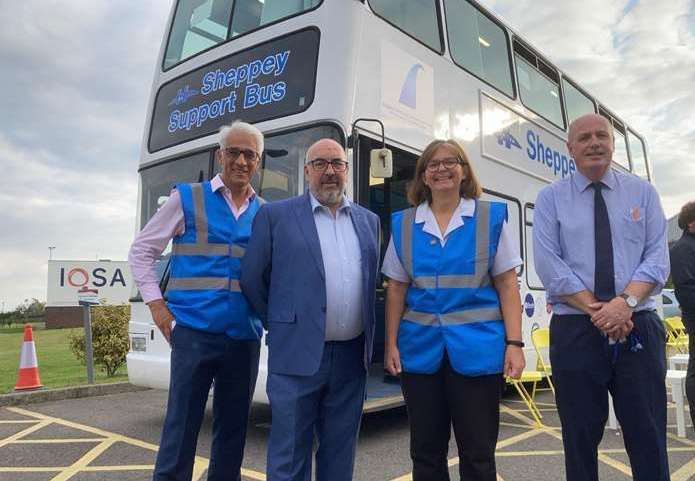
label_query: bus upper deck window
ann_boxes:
[230,0,320,38]
[562,78,595,125]
[164,0,233,70]
[444,0,513,98]
[369,0,443,52]
[514,48,564,129]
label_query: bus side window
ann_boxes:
[524,204,544,289]
[480,191,523,276]
[513,41,564,130]
[628,130,649,179]
[369,0,443,53]
[443,0,514,99]
[562,77,596,125]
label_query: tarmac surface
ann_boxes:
[0,386,693,480]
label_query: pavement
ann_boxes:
[0,386,693,481]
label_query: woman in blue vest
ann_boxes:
[382,139,525,481]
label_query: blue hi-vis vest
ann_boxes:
[392,200,507,376]
[167,182,263,340]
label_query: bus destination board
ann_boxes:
[149,28,320,153]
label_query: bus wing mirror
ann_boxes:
[370,148,393,178]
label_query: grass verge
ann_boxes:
[0,325,127,394]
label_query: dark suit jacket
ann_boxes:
[240,192,380,376]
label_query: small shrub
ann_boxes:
[68,304,130,377]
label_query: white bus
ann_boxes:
[127,0,653,408]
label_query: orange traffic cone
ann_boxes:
[14,324,43,391]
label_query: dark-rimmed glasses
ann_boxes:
[307,158,348,172]
[425,157,464,171]
[223,147,259,162]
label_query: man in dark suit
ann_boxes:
[241,138,380,481]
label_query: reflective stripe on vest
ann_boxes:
[400,201,496,322]
[403,307,503,326]
[168,277,242,292]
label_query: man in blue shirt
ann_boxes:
[533,113,670,481]
[241,138,380,481]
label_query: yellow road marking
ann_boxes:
[671,457,695,481]
[50,438,117,481]
[0,420,52,449]
[12,438,106,443]
[2,407,266,481]
[0,467,61,472]
[0,419,39,424]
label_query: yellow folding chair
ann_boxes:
[531,327,555,398]
[506,372,544,427]
[665,317,689,354]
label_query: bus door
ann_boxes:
[354,135,418,364]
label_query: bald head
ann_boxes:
[306,138,345,163]
[567,113,614,181]
[568,114,613,143]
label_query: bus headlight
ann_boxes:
[131,335,147,352]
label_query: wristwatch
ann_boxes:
[505,339,525,348]
[619,293,639,309]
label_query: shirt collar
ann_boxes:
[309,190,350,212]
[211,174,256,200]
[414,197,474,223]
[572,168,616,192]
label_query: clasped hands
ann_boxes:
[588,297,634,341]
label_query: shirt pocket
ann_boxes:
[621,207,646,245]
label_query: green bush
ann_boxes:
[68,304,130,377]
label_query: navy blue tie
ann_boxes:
[592,182,615,301]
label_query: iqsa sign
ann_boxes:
[47,260,132,307]
[149,28,320,153]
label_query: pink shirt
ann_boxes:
[128,174,256,303]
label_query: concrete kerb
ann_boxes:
[0,382,150,407]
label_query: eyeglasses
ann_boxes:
[425,157,464,171]
[223,147,259,162]
[307,158,348,172]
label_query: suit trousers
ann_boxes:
[400,354,503,481]
[550,311,669,481]
[153,325,260,481]
[266,335,366,481]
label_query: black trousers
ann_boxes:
[400,355,502,481]
[550,311,669,481]
[685,318,695,431]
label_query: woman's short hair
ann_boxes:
[407,139,482,206]
[678,201,695,230]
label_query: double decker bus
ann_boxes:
[127,0,654,408]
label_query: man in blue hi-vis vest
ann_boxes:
[129,121,265,481]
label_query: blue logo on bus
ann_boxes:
[399,64,423,109]
[524,293,535,317]
[169,85,199,107]
[497,130,521,150]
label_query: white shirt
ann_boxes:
[381,198,522,282]
[309,192,364,341]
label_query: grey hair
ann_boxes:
[218,120,264,154]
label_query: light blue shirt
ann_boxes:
[533,169,669,315]
[310,192,364,341]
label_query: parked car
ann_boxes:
[662,288,682,319]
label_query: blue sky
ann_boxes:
[0,0,693,310]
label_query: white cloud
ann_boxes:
[0,1,170,310]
